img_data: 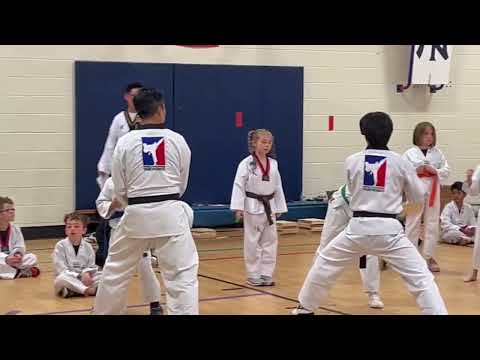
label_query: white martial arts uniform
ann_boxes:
[230,155,288,280]
[96,177,161,305]
[403,146,450,259]
[440,201,476,244]
[93,125,198,315]
[97,111,137,188]
[319,184,380,296]
[52,238,102,295]
[0,224,38,280]
[298,149,447,315]
[463,166,480,270]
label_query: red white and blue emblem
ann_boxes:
[363,155,387,192]
[142,137,165,170]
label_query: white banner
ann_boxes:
[410,45,453,85]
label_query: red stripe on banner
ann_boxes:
[235,112,243,128]
[328,115,334,131]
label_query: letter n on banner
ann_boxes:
[409,45,453,85]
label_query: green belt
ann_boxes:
[340,185,350,206]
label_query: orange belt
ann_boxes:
[418,172,438,208]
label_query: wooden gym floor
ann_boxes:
[1,228,479,315]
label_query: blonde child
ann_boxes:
[230,129,288,286]
[52,213,101,297]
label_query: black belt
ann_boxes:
[353,211,397,269]
[353,211,398,219]
[245,191,275,225]
[128,194,180,206]
[359,255,367,269]
[110,211,124,220]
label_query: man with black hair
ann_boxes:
[93,88,199,315]
[440,181,476,245]
[292,112,447,315]
[97,82,144,189]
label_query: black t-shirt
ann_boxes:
[421,149,428,157]
[73,245,80,256]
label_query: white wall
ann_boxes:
[0,45,478,226]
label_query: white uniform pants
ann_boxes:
[54,272,102,295]
[109,226,161,305]
[243,212,278,279]
[137,251,162,304]
[473,216,480,270]
[299,230,448,315]
[405,178,440,259]
[93,225,199,315]
[319,205,380,295]
[0,253,37,280]
[441,230,474,245]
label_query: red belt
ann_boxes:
[418,172,438,208]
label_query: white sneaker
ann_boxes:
[291,305,314,315]
[368,294,384,309]
[260,275,275,286]
[246,278,264,286]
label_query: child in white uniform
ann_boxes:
[53,213,101,297]
[440,182,476,245]
[403,122,450,272]
[230,129,288,287]
[320,184,384,309]
[0,197,39,279]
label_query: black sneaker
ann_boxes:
[150,306,164,315]
[58,287,77,298]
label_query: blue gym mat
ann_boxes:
[192,201,327,228]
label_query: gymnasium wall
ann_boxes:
[0,45,478,227]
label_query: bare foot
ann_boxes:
[84,287,97,296]
[464,269,478,282]
[427,258,440,272]
[458,237,472,246]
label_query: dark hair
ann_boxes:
[413,122,436,147]
[133,88,165,119]
[125,82,143,94]
[359,112,393,149]
[0,196,13,210]
[451,181,465,194]
[64,212,89,227]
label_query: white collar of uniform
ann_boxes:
[414,145,434,153]
[364,148,390,154]
[67,238,84,248]
[451,201,464,212]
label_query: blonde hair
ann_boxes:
[247,129,276,158]
[413,122,436,147]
